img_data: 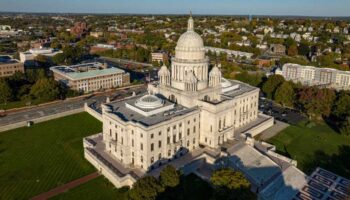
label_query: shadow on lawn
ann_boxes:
[303,145,350,178]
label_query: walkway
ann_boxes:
[258,120,289,140]
[30,172,100,200]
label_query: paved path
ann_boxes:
[258,120,289,140]
[30,172,100,200]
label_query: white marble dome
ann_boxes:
[176,31,204,51]
[175,16,205,60]
[135,94,164,109]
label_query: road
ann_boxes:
[0,85,147,127]
[100,57,152,67]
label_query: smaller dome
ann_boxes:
[210,65,221,76]
[135,94,164,109]
[158,64,170,76]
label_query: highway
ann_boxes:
[0,85,147,127]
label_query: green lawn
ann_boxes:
[51,177,129,200]
[268,121,350,178]
[0,112,102,200]
[51,173,212,200]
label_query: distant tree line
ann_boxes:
[95,46,151,63]
[0,70,80,109]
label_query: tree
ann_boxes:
[298,41,310,56]
[211,168,255,200]
[129,176,164,200]
[274,81,295,107]
[333,92,350,119]
[29,78,60,102]
[298,87,336,120]
[340,117,350,136]
[52,53,66,65]
[262,74,285,99]
[34,54,50,67]
[159,165,180,188]
[287,45,298,57]
[0,79,12,105]
[234,71,264,87]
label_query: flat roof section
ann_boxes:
[106,94,199,127]
[50,62,126,81]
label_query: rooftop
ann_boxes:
[0,56,20,64]
[106,94,199,127]
[50,62,126,81]
[227,143,281,187]
[222,79,258,98]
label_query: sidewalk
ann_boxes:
[30,172,100,200]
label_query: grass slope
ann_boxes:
[51,177,129,200]
[268,121,350,178]
[0,112,102,200]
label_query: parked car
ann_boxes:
[0,110,7,117]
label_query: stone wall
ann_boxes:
[84,103,103,122]
[244,114,274,137]
[0,108,83,133]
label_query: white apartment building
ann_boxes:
[276,63,350,90]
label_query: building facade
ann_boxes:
[19,47,62,64]
[0,56,24,78]
[276,63,350,90]
[50,62,130,93]
[151,52,168,63]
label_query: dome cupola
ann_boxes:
[135,94,164,109]
[158,64,170,86]
[209,64,222,87]
[175,15,205,60]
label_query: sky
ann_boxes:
[0,0,349,17]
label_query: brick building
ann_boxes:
[0,56,24,78]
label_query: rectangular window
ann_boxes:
[167,136,170,144]
[151,143,154,151]
[158,140,162,148]
[140,143,143,151]
[151,134,154,139]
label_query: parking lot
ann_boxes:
[259,97,307,125]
